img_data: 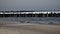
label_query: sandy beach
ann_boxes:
[0,22,60,34]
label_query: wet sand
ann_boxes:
[0,22,60,34]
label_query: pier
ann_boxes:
[0,10,60,17]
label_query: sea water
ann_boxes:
[0,17,60,24]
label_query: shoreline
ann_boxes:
[0,21,60,26]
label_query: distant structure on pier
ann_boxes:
[0,10,60,17]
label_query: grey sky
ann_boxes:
[0,0,60,11]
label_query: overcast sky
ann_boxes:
[0,0,60,11]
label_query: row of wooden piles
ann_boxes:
[0,13,60,17]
